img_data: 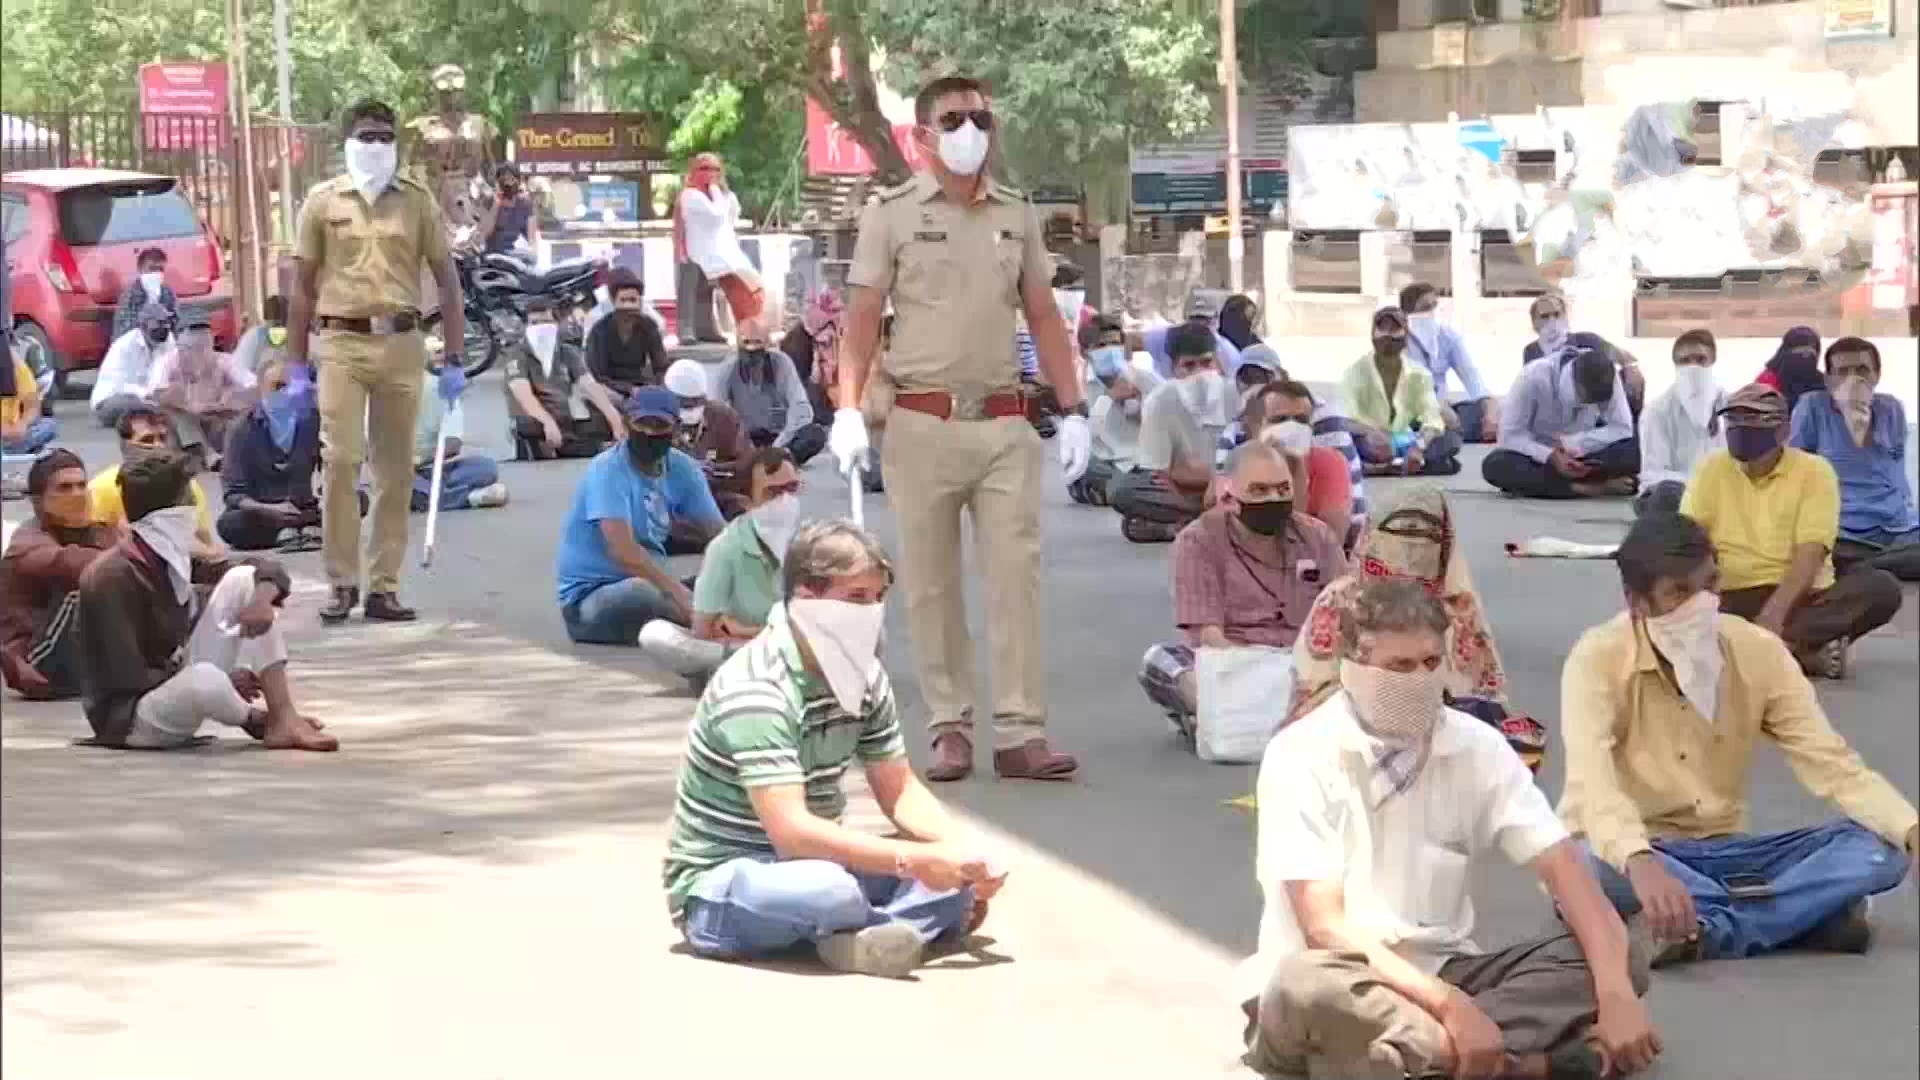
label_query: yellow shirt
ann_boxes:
[1558,611,1917,871]
[89,466,215,537]
[1680,447,1837,592]
[2,356,37,429]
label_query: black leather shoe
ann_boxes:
[363,592,417,622]
[320,586,359,625]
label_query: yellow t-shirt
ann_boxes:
[89,466,216,537]
[2,356,36,429]
[1680,447,1837,593]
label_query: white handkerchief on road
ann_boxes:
[1504,536,1620,559]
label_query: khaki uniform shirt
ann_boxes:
[295,174,450,319]
[847,173,1049,404]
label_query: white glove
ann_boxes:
[828,407,870,477]
[1057,412,1092,484]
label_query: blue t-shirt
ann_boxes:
[1789,390,1918,538]
[555,444,724,606]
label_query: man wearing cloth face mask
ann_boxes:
[664,357,752,518]
[830,74,1093,782]
[1337,306,1461,477]
[1561,512,1917,967]
[1681,384,1902,679]
[1484,345,1641,500]
[721,315,826,465]
[289,98,467,626]
[1,450,117,701]
[583,268,668,398]
[1245,577,1658,1080]
[554,387,725,646]
[91,303,177,429]
[1071,314,1162,507]
[505,298,622,460]
[111,248,178,346]
[664,521,1007,978]
[1138,441,1344,744]
[1789,337,1920,582]
[216,358,324,552]
[1635,328,1726,516]
[478,162,539,256]
[1111,321,1229,543]
[638,446,802,683]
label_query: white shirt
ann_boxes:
[1238,693,1568,1004]
[1639,386,1727,488]
[148,347,256,398]
[1090,367,1165,472]
[679,187,751,279]
[91,329,170,409]
[1136,381,1223,474]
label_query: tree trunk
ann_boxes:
[809,1,912,185]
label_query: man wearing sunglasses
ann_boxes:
[831,75,1092,783]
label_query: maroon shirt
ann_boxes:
[1170,505,1345,649]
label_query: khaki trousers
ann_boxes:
[879,405,1046,749]
[316,328,424,594]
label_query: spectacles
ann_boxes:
[934,109,995,134]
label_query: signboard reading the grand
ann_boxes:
[513,113,665,175]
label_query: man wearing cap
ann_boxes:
[1483,344,1640,499]
[1337,306,1461,477]
[290,97,467,625]
[829,74,1092,782]
[1680,383,1902,678]
[665,357,753,519]
[555,386,726,646]
[406,64,494,247]
[1132,293,1244,382]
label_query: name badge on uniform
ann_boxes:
[913,230,947,242]
[997,229,1020,243]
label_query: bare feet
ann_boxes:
[262,714,339,752]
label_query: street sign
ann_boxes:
[513,113,666,174]
[139,62,229,149]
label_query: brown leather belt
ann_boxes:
[893,388,1028,422]
[318,312,420,335]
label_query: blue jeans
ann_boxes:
[1,415,57,455]
[682,857,972,959]
[411,455,501,511]
[1585,820,1907,959]
[561,577,683,645]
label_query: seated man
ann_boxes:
[1244,577,1658,1080]
[1131,292,1243,381]
[1402,281,1498,443]
[1337,306,1462,477]
[1111,321,1228,544]
[1636,329,1725,516]
[413,363,506,513]
[111,247,177,344]
[149,314,256,466]
[74,450,335,751]
[1681,384,1901,677]
[1230,343,1282,413]
[555,387,726,646]
[230,293,289,377]
[1231,383,1357,547]
[218,359,324,551]
[664,357,753,519]
[639,446,800,683]
[1560,512,1916,963]
[583,267,668,397]
[2,342,56,455]
[0,450,116,700]
[1220,379,1368,546]
[1790,337,1920,581]
[1483,346,1640,499]
[664,520,1002,978]
[1072,315,1163,507]
[90,303,175,429]
[506,298,625,460]
[720,316,827,465]
[91,404,222,557]
[1523,293,1645,420]
[1140,441,1344,742]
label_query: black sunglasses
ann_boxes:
[934,109,995,134]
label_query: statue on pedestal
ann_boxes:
[406,64,496,252]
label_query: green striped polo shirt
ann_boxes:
[661,604,905,915]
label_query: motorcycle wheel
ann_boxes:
[425,304,500,378]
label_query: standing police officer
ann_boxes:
[288,99,468,624]
[831,75,1093,783]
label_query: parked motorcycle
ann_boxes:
[424,250,603,377]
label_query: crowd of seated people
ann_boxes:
[1110,322,1231,543]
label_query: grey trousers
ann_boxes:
[1248,931,1650,1078]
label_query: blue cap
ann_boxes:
[625,385,677,423]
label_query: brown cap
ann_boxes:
[1716,383,1786,423]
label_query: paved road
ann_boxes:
[4,371,1916,1078]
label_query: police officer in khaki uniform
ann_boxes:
[289,99,468,624]
[831,76,1095,783]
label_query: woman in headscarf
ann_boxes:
[673,152,762,335]
[1286,484,1544,769]
[1756,326,1825,415]
[781,288,842,420]
[1218,293,1261,353]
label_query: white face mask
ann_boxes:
[787,596,887,714]
[748,493,801,561]
[1643,590,1723,723]
[1671,364,1720,427]
[1120,397,1142,421]
[1831,375,1873,410]
[1054,287,1085,327]
[1537,317,1570,358]
[132,504,199,605]
[525,322,559,373]
[679,405,706,427]
[1175,370,1225,424]
[935,120,990,177]
[140,272,164,298]
[594,285,612,308]
[344,138,398,202]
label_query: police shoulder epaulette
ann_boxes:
[876,177,920,203]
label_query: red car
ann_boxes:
[2,168,236,390]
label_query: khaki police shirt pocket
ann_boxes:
[995,232,1026,306]
[896,236,952,311]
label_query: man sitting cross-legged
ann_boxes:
[1,450,117,700]
[1111,321,1230,543]
[639,446,802,685]
[1244,578,1660,1080]
[665,521,1004,978]
[1483,345,1640,500]
[75,449,335,751]
[1559,512,1916,965]
[1790,337,1920,581]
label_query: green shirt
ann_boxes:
[690,514,782,626]
[661,605,906,915]
[1337,353,1445,439]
